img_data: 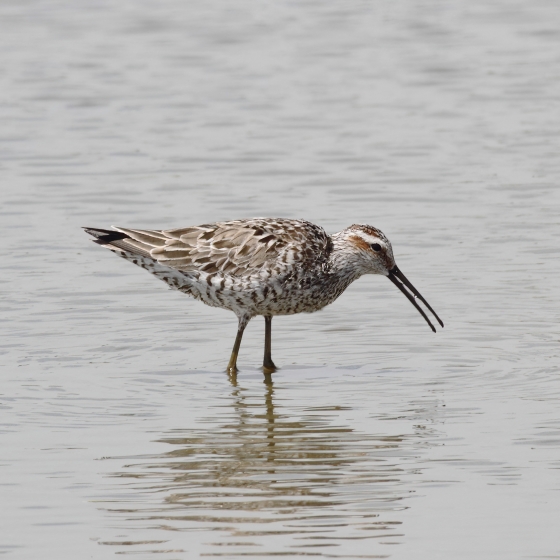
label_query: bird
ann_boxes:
[84,218,443,375]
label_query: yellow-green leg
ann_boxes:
[227,315,250,376]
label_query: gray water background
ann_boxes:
[1,1,560,558]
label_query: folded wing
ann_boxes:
[88,218,330,278]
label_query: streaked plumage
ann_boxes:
[84,218,443,375]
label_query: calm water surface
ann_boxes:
[1,1,560,558]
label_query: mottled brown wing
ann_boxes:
[112,218,330,278]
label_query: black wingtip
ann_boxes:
[83,227,129,245]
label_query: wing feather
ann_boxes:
[109,218,331,279]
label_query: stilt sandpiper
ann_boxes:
[84,218,443,375]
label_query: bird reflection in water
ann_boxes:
[104,374,441,556]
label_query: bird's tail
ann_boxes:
[83,227,152,258]
[83,227,128,244]
[83,227,192,293]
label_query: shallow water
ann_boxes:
[1,0,560,558]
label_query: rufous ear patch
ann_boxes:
[349,235,371,251]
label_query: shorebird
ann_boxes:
[84,218,443,375]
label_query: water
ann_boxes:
[1,0,560,558]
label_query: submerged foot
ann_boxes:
[262,360,277,375]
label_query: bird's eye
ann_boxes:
[370,243,382,252]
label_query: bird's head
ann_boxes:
[344,224,396,275]
[336,224,444,333]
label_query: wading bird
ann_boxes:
[84,218,443,375]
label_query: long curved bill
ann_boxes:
[388,266,444,333]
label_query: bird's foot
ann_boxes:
[262,361,277,375]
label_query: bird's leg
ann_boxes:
[227,315,250,376]
[263,315,277,374]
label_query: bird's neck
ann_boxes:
[326,232,367,285]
